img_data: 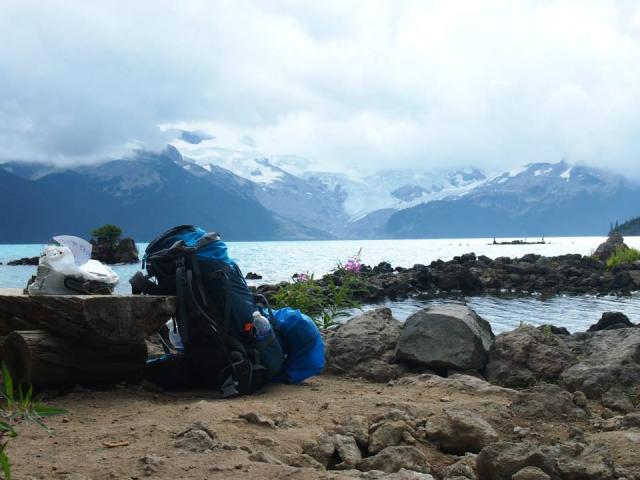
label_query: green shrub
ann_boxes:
[91,224,123,243]
[606,246,640,269]
[272,274,363,329]
[0,364,65,479]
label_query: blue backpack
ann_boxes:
[130,225,284,397]
[270,308,325,384]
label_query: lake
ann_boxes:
[2,236,639,333]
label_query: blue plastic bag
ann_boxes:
[271,307,325,384]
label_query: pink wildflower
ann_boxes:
[294,272,309,282]
[344,247,362,274]
[344,258,361,273]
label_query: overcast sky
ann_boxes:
[2,0,640,175]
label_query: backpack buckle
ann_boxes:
[221,375,239,398]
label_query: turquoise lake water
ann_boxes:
[2,236,639,333]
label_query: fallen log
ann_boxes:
[0,294,175,342]
[3,330,147,387]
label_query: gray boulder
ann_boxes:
[560,328,640,399]
[587,311,635,332]
[593,232,627,262]
[358,446,431,474]
[476,441,615,480]
[476,442,558,480]
[326,308,409,382]
[368,421,414,454]
[335,434,362,469]
[302,432,335,467]
[546,442,615,480]
[511,384,588,420]
[337,415,370,449]
[173,422,219,452]
[395,304,494,373]
[486,325,577,388]
[425,409,499,454]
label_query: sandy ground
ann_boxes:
[7,373,599,480]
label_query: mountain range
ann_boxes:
[1,139,638,242]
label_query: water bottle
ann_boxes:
[252,311,272,341]
[165,319,184,351]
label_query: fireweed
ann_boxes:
[273,250,366,329]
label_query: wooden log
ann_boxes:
[3,330,147,387]
[0,295,175,342]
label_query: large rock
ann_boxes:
[325,308,408,382]
[7,256,39,266]
[510,384,588,420]
[587,311,635,332]
[394,305,494,373]
[397,373,515,396]
[560,328,640,399]
[357,446,431,474]
[368,421,414,454]
[476,442,558,480]
[593,232,627,262]
[425,409,499,454]
[336,415,369,449]
[334,434,362,469]
[476,441,615,480]
[589,430,640,479]
[91,237,139,264]
[486,325,577,388]
[302,433,335,467]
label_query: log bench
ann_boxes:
[0,294,175,387]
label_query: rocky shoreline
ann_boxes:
[316,305,640,479]
[256,252,640,304]
[4,234,640,479]
[6,298,640,479]
[256,234,640,303]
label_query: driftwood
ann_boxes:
[2,330,147,387]
[0,295,175,342]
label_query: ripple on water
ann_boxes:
[360,292,640,334]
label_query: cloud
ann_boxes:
[1,0,640,175]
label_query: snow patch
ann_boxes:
[534,168,553,176]
[560,168,572,181]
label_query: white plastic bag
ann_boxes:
[28,245,119,295]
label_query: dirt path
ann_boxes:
[8,373,601,480]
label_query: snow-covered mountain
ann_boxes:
[0,146,326,242]
[384,160,640,238]
[170,133,487,234]
[305,167,486,220]
[3,130,635,242]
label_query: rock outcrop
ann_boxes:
[395,304,494,373]
[593,232,627,262]
[7,256,39,266]
[587,311,636,331]
[325,308,408,382]
[510,384,588,420]
[476,440,615,480]
[91,237,139,264]
[485,325,577,387]
[560,328,640,400]
[425,409,499,454]
[357,446,431,474]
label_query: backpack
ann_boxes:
[130,225,284,397]
[270,308,324,384]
